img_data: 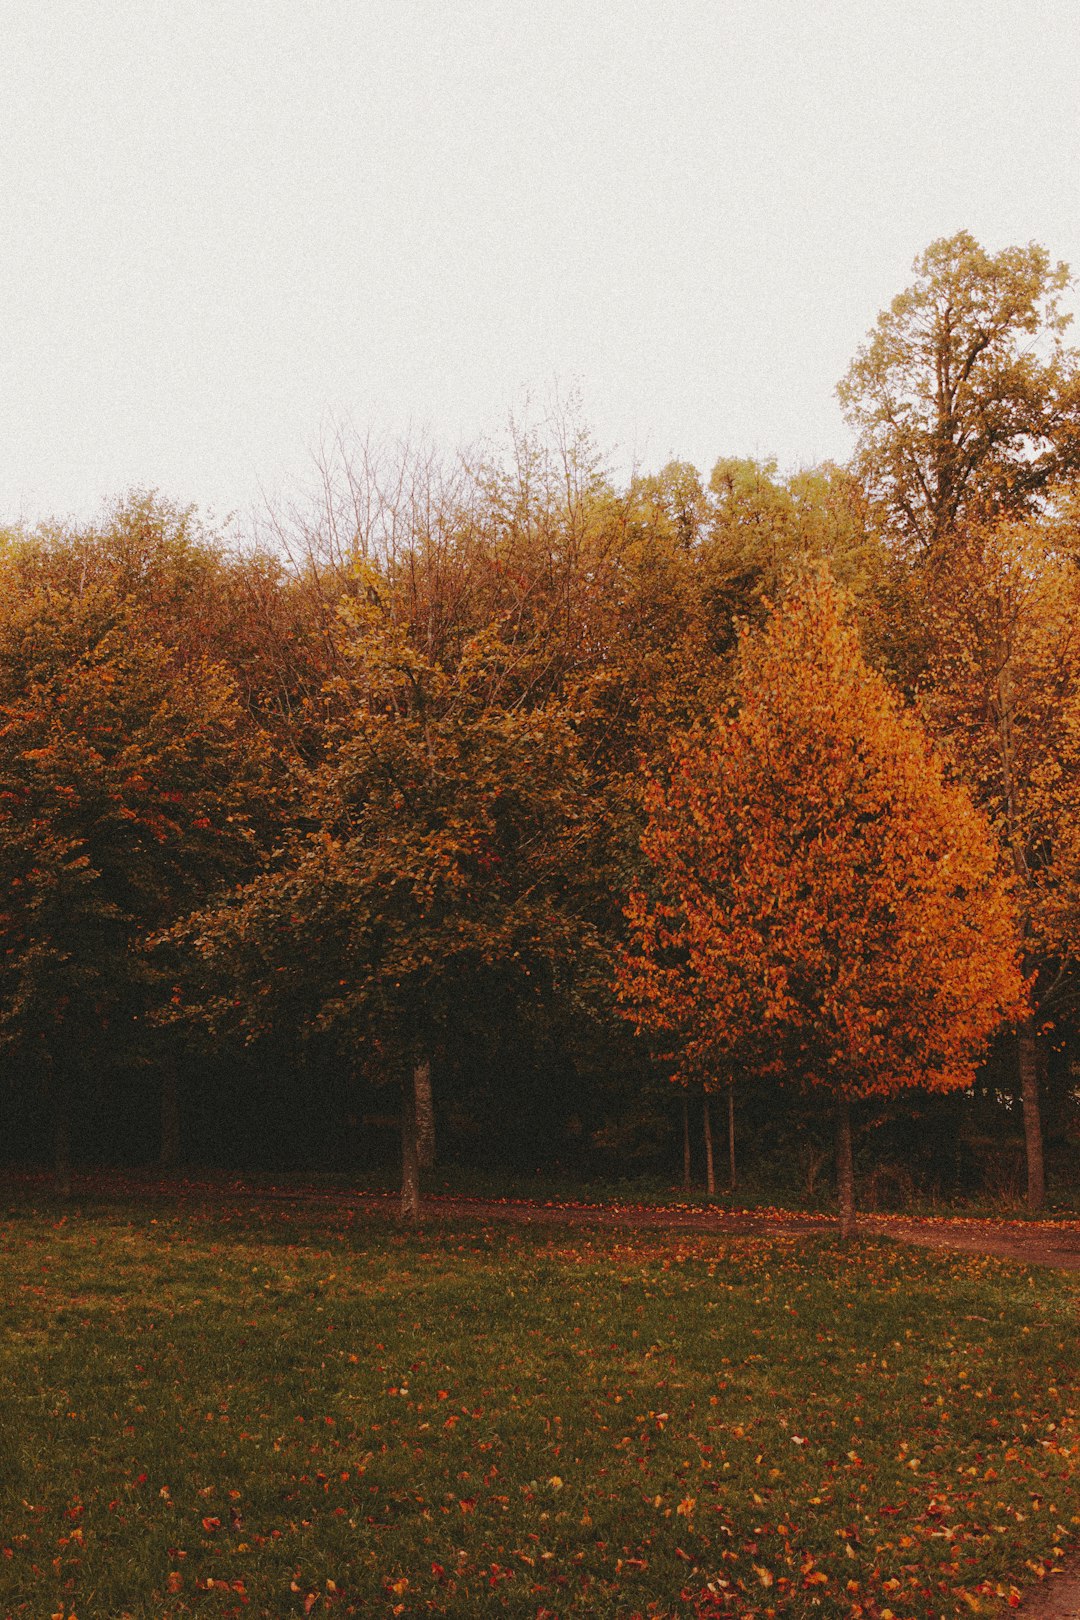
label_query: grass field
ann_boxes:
[0,1194,1077,1619]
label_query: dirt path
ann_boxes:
[7,1169,1080,1270]
[329,1187,1080,1272]
[862,1212,1080,1272]
[1016,1565,1080,1618]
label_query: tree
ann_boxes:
[839,232,1080,559]
[0,573,270,1187]
[618,571,1025,1236]
[703,457,881,632]
[172,595,611,1218]
[920,516,1080,1208]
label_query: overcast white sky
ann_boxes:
[3,0,1080,527]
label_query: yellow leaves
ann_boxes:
[752,1562,774,1586]
[675,1495,696,1518]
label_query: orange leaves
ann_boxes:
[619,570,1025,1105]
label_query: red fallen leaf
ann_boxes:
[303,1595,317,1615]
[166,1572,183,1593]
[201,1516,221,1532]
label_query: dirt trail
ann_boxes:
[9,1168,1080,1270]
[861,1212,1080,1273]
[1016,1566,1080,1618]
[331,1187,1080,1272]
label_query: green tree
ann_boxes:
[172,595,611,1217]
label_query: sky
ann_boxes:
[3,0,1080,528]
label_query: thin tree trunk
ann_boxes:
[53,1067,72,1199]
[727,1084,736,1195]
[703,1093,715,1197]
[1019,1018,1045,1213]
[401,1070,420,1223]
[836,1096,855,1240]
[414,1056,435,1172]
[159,1065,181,1170]
[681,1092,691,1191]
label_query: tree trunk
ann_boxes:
[1019,1018,1045,1213]
[703,1093,715,1197]
[727,1084,736,1195]
[681,1093,691,1191]
[53,1067,72,1199]
[836,1096,856,1240]
[159,1065,181,1170]
[401,1070,420,1223]
[414,1056,435,1172]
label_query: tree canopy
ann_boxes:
[3,249,1080,1217]
[839,232,1080,557]
[619,571,1026,1232]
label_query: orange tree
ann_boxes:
[618,571,1026,1233]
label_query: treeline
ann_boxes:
[3,232,1080,1211]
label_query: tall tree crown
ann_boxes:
[839,232,1080,556]
[620,570,1026,1100]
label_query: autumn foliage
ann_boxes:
[619,572,1027,1229]
[5,234,1080,1212]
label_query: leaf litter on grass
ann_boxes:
[0,1200,1076,1618]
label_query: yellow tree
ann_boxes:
[619,571,1026,1235]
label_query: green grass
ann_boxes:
[0,1194,1077,1618]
